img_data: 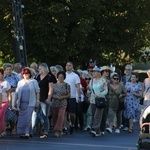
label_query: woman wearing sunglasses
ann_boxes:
[106,72,126,134]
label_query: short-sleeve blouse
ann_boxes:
[51,83,70,107]
[36,74,56,102]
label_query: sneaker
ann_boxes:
[101,132,105,135]
[95,133,101,137]
[115,129,120,134]
[63,128,68,134]
[84,126,91,131]
[123,127,128,131]
[89,130,96,136]
[120,124,123,129]
[0,132,6,137]
[106,127,113,133]
[87,126,91,131]
[84,127,88,131]
[89,130,95,134]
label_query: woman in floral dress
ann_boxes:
[124,74,142,133]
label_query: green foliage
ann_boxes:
[0,0,149,68]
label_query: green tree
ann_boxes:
[0,0,149,68]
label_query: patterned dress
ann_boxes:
[124,82,142,119]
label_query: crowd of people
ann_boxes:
[0,61,150,139]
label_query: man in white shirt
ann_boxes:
[65,62,81,134]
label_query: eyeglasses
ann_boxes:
[85,77,91,80]
[113,78,119,80]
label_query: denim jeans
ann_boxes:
[40,102,50,134]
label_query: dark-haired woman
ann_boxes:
[16,68,40,138]
[52,71,70,137]
[106,72,126,134]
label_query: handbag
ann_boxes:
[118,98,125,110]
[95,97,106,108]
[92,89,106,108]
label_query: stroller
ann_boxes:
[137,105,150,150]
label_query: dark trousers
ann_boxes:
[122,110,129,128]
[75,102,84,129]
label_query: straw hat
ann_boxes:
[100,66,112,72]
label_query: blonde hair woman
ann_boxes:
[35,63,56,138]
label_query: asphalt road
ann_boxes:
[0,122,149,150]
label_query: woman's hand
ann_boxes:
[87,85,91,90]
[35,101,40,108]
[45,99,51,104]
[119,94,123,98]
[94,94,98,98]
[52,95,59,100]
[126,88,131,92]
[59,96,65,100]
[109,84,114,92]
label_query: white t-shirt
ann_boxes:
[65,72,80,98]
[0,81,11,102]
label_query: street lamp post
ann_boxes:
[10,0,27,66]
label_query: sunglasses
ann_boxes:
[104,70,110,73]
[113,78,119,80]
[85,77,91,80]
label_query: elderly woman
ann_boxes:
[52,71,70,137]
[16,68,40,138]
[0,68,11,137]
[50,66,57,78]
[83,72,92,131]
[124,74,142,133]
[143,69,150,107]
[106,72,126,134]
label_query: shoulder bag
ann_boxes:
[92,88,106,108]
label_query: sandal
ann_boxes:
[40,134,48,139]
[128,128,133,133]
[54,131,60,138]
